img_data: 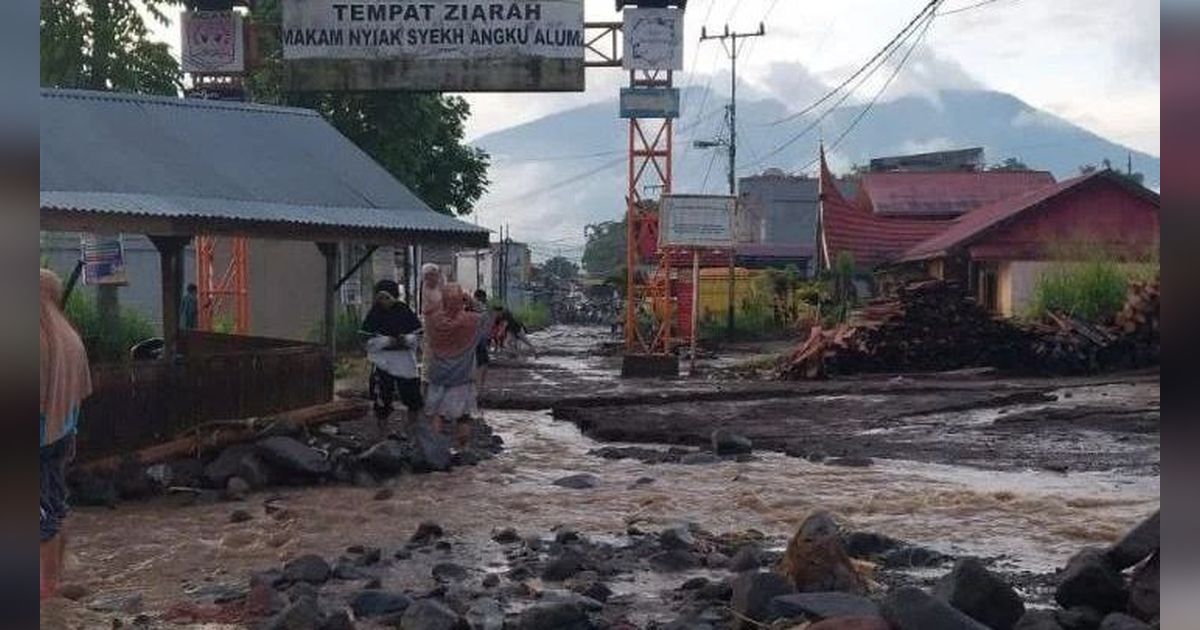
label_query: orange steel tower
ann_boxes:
[195,235,250,333]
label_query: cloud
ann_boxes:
[882,44,984,104]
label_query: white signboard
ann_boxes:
[181,11,245,74]
[623,7,683,71]
[281,0,585,91]
[660,195,736,248]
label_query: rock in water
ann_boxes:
[730,571,795,630]
[842,531,902,560]
[882,586,990,630]
[808,617,892,630]
[226,476,252,501]
[514,601,593,630]
[266,597,324,630]
[542,551,585,581]
[648,549,700,572]
[1127,551,1159,622]
[400,599,467,630]
[204,444,255,486]
[466,598,504,630]
[492,528,521,544]
[1014,610,1066,630]
[359,440,411,475]
[779,511,867,594]
[553,474,600,490]
[729,546,762,572]
[711,429,753,455]
[659,525,696,550]
[932,557,1026,630]
[351,590,411,617]
[409,426,453,473]
[256,437,331,477]
[1098,613,1152,630]
[771,592,882,620]
[410,521,445,545]
[432,563,469,582]
[1055,548,1128,614]
[1106,511,1159,571]
[283,555,331,585]
[1056,606,1103,630]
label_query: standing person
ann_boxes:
[418,263,444,396]
[40,269,92,599]
[361,280,423,436]
[470,290,493,391]
[492,305,538,358]
[181,283,199,330]
[425,284,487,446]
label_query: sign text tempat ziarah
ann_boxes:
[282,0,585,91]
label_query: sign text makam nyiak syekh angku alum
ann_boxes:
[284,2,582,52]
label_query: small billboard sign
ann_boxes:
[281,0,585,91]
[623,7,684,70]
[619,87,680,119]
[181,10,245,74]
[80,234,128,286]
[660,195,736,248]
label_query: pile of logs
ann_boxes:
[781,277,1160,379]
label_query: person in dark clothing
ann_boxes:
[471,290,492,389]
[491,305,538,358]
[361,279,423,435]
[181,283,199,329]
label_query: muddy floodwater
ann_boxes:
[55,326,1159,627]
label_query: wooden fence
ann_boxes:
[77,332,333,459]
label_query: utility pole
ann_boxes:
[698,22,765,340]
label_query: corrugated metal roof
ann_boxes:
[858,170,1056,217]
[40,88,487,239]
[898,170,1160,262]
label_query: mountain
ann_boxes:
[472,88,1160,252]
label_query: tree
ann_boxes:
[1101,158,1146,186]
[541,256,580,283]
[40,0,182,94]
[988,157,1030,172]
[245,0,489,215]
[581,219,627,277]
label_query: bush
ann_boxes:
[63,290,156,363]
[513,301,551,331]
[306,306,365,355]
[1029,259,1154,323]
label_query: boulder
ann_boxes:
[265,597,324,630]
[1055,548,1128,614]
[351,590,411,617]
[400,599,467,630]
[433,563,469,582]
[1056,606,1104,630]
[256,437,330,477]
[553,474,600,490]
[882,586,990,630]
[825,457,874,468]
[649,549,700,572]
[660,525,696,550]
[492,528,521,544]
[808,617,892,630]
[698,579,733,602]
[69,471,119,507]
[411,522,446,545]
[1098,613,1151,630]
[771,592,882,620]
[514,601,593,630]
[1127,551,1159,622]
[1106,511,1159,571]
[1014,610,1066,630]
[166,458,205,488]
[729,546,762,572]
[283,555,332,585]
[114,459,155,500]
[465,598,504,630]
[882,545,951,568]
[322,611,354,630]
[779,511,867,594]
[842,532,902,559]
[711,429,753,455]
[359,440,411,475]
[409,426,453,473]
[705,552,731,569]
[730,571,795,629]
[542,552,585,581]
[226,476,252,501]
[580,581,612,603]
[932,557,1025,630]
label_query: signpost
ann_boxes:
[181,10,245,74]
[619,87,680,119]
[622,7,684,70]
[659,194,734,372]
[280,0,586,91]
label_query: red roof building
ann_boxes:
[817,149,1160,316]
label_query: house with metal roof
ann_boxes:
[41,88,487,350]
[817,148,1159,316]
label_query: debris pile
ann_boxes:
[781,277,1161,379]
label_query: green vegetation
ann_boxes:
[989,157,1030,171]
[514,302,551,331]
[63,290,156,364]
[541,256,580,282]
[582,219,627,277]
[1028,243,1158,323]
[307,308,365,356]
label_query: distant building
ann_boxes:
[453,241,532,309]
[868,147,984,173]
[736,169,857,276]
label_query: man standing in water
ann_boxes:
[361,280,423,435]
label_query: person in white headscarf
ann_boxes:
[418,263,444,395]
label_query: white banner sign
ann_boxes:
[623,7,683,70]
[181,11,245,73]
[660,195,736,248]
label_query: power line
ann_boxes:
[937,0,1013,16]
[764,0,940,128]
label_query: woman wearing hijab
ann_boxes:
[424,284,488,444]
[361,279,423,435]
[40,269,92,599]
[418,263,444,394]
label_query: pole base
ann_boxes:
[621,353,680,378]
